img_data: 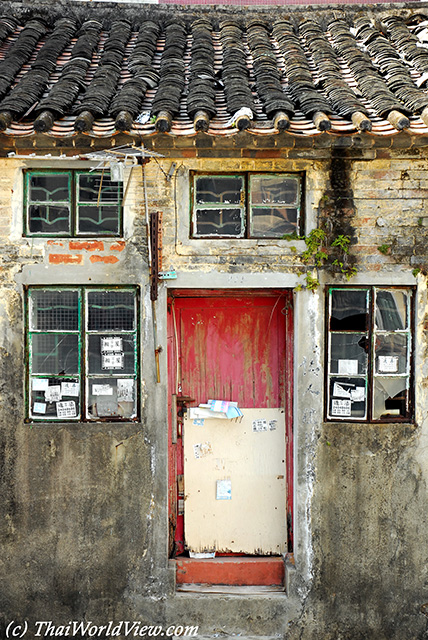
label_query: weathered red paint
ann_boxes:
[167,290,294,564]
[175,556,285,586]
[49,253,83,265]
[69,240,104,251]
[110,241,126,252]
[89,255,119,264]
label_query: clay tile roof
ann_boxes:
[1,2,428,139]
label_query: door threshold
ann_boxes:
[174,556,285,587]
[176,584,285,595]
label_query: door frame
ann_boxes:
[167,288,294,557]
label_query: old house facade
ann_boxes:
[2,1,428,638]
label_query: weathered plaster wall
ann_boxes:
[1,137,428,639]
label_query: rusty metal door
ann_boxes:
[169,292,292,555]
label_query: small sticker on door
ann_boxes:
[193,442,213,459]
[252,419,268,432]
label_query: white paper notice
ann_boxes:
[117,379,133,402]
[252,419,268,432]
[269,420,277,431]
[45,385,61,402]
[338,359,359,375]
[56,400,76,418]
[102,353,124,370]
[101,337,123,352]
[92,384,113,396]
[331,399,352,416]
[33,402,46,414]
[378,355,399,373]
[333,382,352,398]
[216,479,232,500]
[351,387,365,402]
[61,381,80,397]
[32,378,49,391]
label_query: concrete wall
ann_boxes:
[1,136,428,639]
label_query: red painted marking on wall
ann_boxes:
[69,240,104,251]
[175,557,285,586]
[49,254,83,265]
[89,255,119,264]
[110,241,126,252]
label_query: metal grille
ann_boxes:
[30,289,79,331]
[87,290,136,331]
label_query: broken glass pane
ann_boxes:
[30,376,80,419]
[30,289,79,331]
[375,333,408,375]
[250,175,299,206]
[329,333,368,375]
[194,208,244,237]
[330,289,368,331]
[328,376,367,419]
[251,207,298,237]
[87,290,136,331]
[195,176,242,205]
[87,334,136,374]
[31,334,79,374]
[373,376,409,419]
[375,289,408,330]
[87,377,136,419]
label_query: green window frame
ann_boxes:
[191,172,303,239]
[24,169,123,237]
[26,286,139,422]
[326,286,415,422]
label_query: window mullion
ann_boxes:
[368,288,375,422]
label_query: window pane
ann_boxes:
[87,377,137,419]
[375,333,408,375]
[375,289,408,330]
[328,376,367,419]
[77,205,120,234]
[30,376,80,419]
[30,290,79,331]
[251,207,298,237]
[194,208,244,237]
[31,334,79,374]
[87,334,136,374]
[29,174,70,202]
[330,289,368,331]
[87,290,136,331]
[195,176,242,205]
[329,333,368,375]
[78,173,121,203]
[373,377,409,419]
[28,204,71,234]
[250,175,299,206]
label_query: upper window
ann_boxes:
[24,170,123,237]
[191,173,303,238]
[326,286,414,422]
[27,286,138,422]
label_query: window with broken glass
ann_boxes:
[24,170,123,236]
[326,287,414,422]
[191,173,303,238]
[27,287,138,422]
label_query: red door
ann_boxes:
[168,291,293,556]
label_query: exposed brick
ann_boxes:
[69,240,104,251]
[49,254,83,265]
[90,255,119,264]
[47,240,64,247]
[110,241,126,252]
[178,149,197,158]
